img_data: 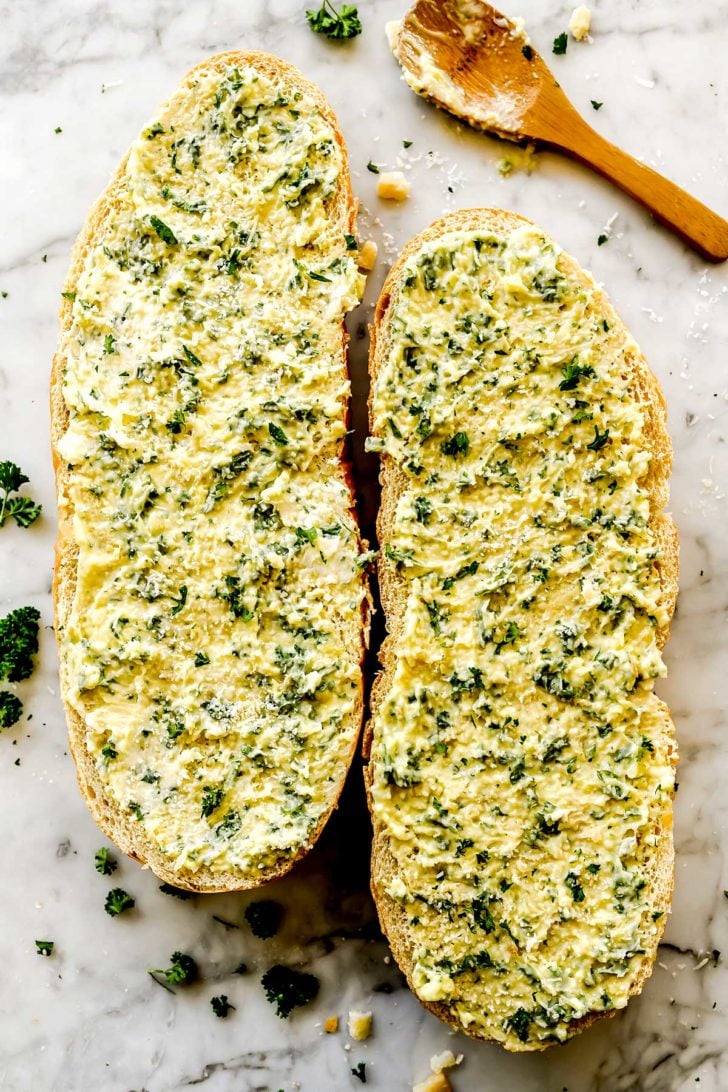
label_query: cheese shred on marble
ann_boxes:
[58,63,366,877]
[370,224,675,1048]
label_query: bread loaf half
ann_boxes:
[52,52,369,892]
[365,209,678,1049]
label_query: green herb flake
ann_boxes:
[440,431,470,457]
[587,425,610,451]
[565,872,585,902]
[170,585,188,616]
[553,32,568,55]
[351,1062,367,1083]
[150,215,178,245]
[268,422,289,446]
[200,785,224,818]
[35,940,54,956]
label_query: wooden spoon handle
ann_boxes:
[549,117,728,262]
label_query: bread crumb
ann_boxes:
[377,172,411,201]
[569,5,591,40]
[413,1074,452,1092]
[357,240,378,271]
[429,1050,461,1073]
[323,1015,339,1033]
[348,1010,373,1040]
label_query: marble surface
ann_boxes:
[1,0,728,1088]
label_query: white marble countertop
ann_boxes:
[2,1,728,1089]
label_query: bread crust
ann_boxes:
[51,51,368,893]
[364,208,679,1048]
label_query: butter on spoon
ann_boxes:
[388,0,728,261]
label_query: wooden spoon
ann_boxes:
[392,0,728,261]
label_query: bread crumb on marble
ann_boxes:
[377,172,411,201]
[358,240,378,271]
[429,1050,462,1073]
[347,1009,373,1040]
[569,5,591,40]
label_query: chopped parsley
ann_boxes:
[210,994,235,1017]
[35,940,54,956]
[0,463,41,529]
[261,964,319,1018]
[149,951,198,987]
[0,606,40,681]
[587,425,610,451]
[565,872,586,902]
[0,692,23,728]
[170,585,188,616]
[94,847,118,875]
[200,785,224,818]
[552,32,568,54]
[268,422,289,446]
[245,899,284,939]
[104,888,136,916]
[440,431,470,457]
[306,0,362,39]
[149,215,178,245]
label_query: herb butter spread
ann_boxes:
[369,223,676,1048]
[57,61,367,879]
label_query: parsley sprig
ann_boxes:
[149,951,198,991]
[0,692,23,728]
[104,888,135,916]
[306,1,361,40]
[210,994,235,1018]
[95,847,118,875]
[0,606,40,729]
[0,462,41,529]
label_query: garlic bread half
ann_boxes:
[53,52,369,892]
[366,209,678,1049]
